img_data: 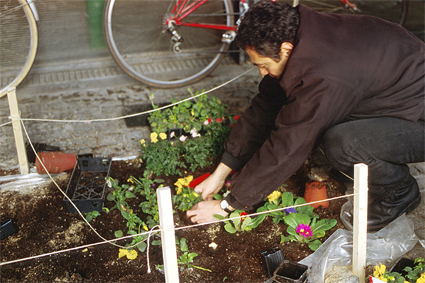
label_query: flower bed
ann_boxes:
[0,92,349,282]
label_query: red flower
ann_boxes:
[240,212,248,222]
[234,115,240,120]
[216,118,223,123]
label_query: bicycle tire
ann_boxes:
[103,0,235,88]
[0,0,38,98]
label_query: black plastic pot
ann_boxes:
[390,257,415,277]
[273,260,308,283]
[64,157,112,213]
[261,247,285,278]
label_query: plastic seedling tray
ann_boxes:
[64,157,112,213]
[261,247,285,278]
[273,260,308,283]
[1,218,18,240]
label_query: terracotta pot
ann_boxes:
[36,152,77,174]
[304,180,329,209]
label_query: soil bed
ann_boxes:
[0,158,347,282]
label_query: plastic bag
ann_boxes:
[299,214,418,283]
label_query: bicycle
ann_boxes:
[102,0,409,89]
[0,0,38,98]
[0,0,409,96]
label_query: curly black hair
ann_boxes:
[235,1,300,61]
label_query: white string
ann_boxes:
[146,225,160,273]
[7,67,255,124]
[0,192,355,267]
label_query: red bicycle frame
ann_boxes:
[168,0,244,31]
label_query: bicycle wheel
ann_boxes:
[103,0,234,88]
[0,0,38,98]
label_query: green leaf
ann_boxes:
[240,217,252,231]
[281,192,294,207]
[308,239,322,251]
[125,191,136,199]
[280,234,295,243]
[114,230,123,238]
[224,223,237,234]
[180,238,188,252]
[311,219,337,233]
[136,242,147,252]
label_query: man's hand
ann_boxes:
[195,162,232,201]
[186,199,228,223]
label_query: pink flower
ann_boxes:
[224,180,231,189]
[179,135,187,142]
[240,212,248,222]
[296,224,313,238]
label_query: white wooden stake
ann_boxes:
[352,163,368,283]
[157,187,179,283]
[293,0,299,7]
[7,87,29,175]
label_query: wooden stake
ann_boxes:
[157,187,179,282]
[7,87,29,175]
[352,163,368,283]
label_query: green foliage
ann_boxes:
[179,136,214,171]
[404,257,424,283]
[280,212,337,251]
[215,210,265,234]
[106,176,164,252]
[140,133,185,176]
[172,186,203,212]
[176,237,211,272]
[84,210,100,222]
[257,191,317,224]
[148,90,228,134]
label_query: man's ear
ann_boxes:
[280,42,293,58]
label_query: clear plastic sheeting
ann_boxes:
[300,214,418,283]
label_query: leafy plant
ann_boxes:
[148,89,228,134]
[140,132,185,176]
[280,212,337,251]
[172,186,203,212]
[257,191,317,224]
[84,210,100,222]
[404,257,425,283]
[106,177,136,211]
[215,210,265,234]
[179,136,214,171]
[176,237,211,272]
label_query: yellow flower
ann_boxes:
[150,132,158,143]
[118,249,138,260]
[373,264,387,281]
[191,110,195,116]
[140,139,146,146]
[174,175,194,194]
[193,192,199,197]
[417,273,425,283]
[143,225,148,231]
[267,190,282,203]
[127,178,134,184]
[159,132,167,140]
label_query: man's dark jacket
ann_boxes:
[222,4,424,210]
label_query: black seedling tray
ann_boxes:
[64,157,112,213]
[1,218,18,240]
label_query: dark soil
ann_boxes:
[0,157,347,282]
